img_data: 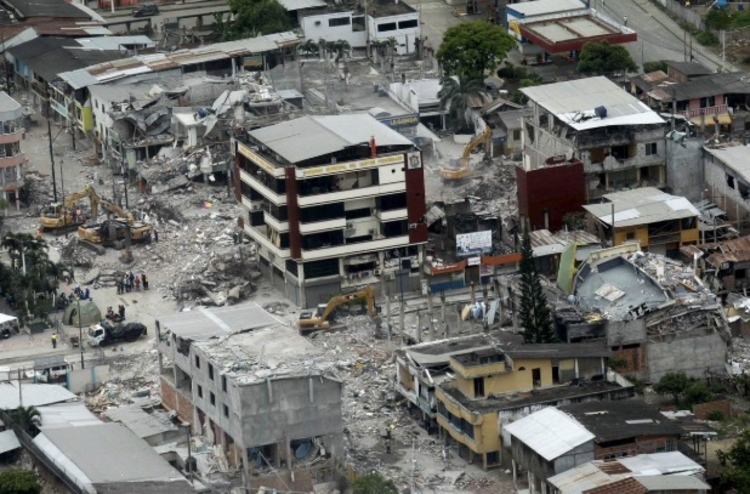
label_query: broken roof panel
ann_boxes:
[521,76,665,131]
[157,304,280,341]
[583,187,699,227]
[249,114,413,163]
[504,407,595,461]
[0,381,76,409]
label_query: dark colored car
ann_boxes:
[132,4,159,17]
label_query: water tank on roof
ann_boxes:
[595,106,607,119]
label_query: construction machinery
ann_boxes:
[439,125,492,181]
[298,285,379,333]
[39,184,100,233]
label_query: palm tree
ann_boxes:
[438,75,489,131]
[331,39,351,61]
[300,39,318,59]
[210,12,234,42]
[5,406,42,436]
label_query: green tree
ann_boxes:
[228,0,291,37]
[519,227,555,343]
[437,22,516,80]
[643,60,669,73]
[705,7,732,30]
[653,371,691,405]
[4,406,42,436]
[0,469,41,494]
[577,40,637,75]
[684,381,712,407]
[438,76,488,130]
[352,472,398,494]
[210,12,234,42]
[718,430,750,492]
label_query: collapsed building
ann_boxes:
[156,305,343,492]
[556,244,730,381]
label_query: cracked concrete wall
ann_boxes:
[239,375,343,454]
[646,331,727,381]
[666,137,704,201]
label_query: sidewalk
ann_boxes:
[636,0,738,73]
[99,0,228,17]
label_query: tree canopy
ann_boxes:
[437,22,516,80]
[519,227,555,343]
[228,0,292,38]
[577,40,637,75]
[5,406,42,436]
[0,470,41,494]
[718,430,750,492]
[438,76,488,130]
[352,472,399,494]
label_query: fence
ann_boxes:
[658,0,707,31]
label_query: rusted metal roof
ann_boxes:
[704,236,750,267]
[583,477,647,494]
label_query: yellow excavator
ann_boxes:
[39,184,100,232]
[439,125,492,181]
[78,196,153,248]
[298,285,379,333]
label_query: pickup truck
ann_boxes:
[88,321,147,347]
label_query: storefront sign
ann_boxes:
[378,113,419,129]
[301,154,404,178]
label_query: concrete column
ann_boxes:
[427,291,435,341]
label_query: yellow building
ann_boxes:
[435,343,633,470]
[583,187,699,257]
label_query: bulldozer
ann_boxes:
[439,125,492,181]
[298,285,379,334]
[39,184,100,233]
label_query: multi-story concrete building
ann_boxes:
[521,76,666,203]
[433,341,633,470]
[0,92,25,210]
[235,114,428,307]
[156,305,343,492]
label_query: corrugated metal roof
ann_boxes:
[635,475,710,490]
[38,401,101,429]
[0,381,76,409]
[521,76,665,131]
[583,187,699,227]
[504,407,595,461]
[249,114,413,163]
[277,0,327,10]
[0,91,23,121]
[584,476,646,494]
[704,144,750,183]
[0,430,20,454]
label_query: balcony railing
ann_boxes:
[239,169,286,205]
[301,235,410,261]
[678,105,728,118]
[299,217,346,234]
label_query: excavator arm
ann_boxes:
[99,199,134,224]
[299,285,377,331]
[439,125,492,180]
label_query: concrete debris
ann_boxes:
[58,236,93,268]
[82,268,100,286]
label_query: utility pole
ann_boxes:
[17,368,22,407]
[721,30,726,61]
[77,299,84,369]
[683,29,687,62]
[427,290,435,341]
[46,103,58,203]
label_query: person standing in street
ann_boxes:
[134,276,141,291]
[142,274,148,290]
[51,333,58,349]
[154,230,159,243]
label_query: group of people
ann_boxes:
[73,286,91,301]
[117,272,149,294]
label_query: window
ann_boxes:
[222,375,227,392]
[223,404,229,417]
[728,174,736,189]
[398,19,418,29]
[626,232,635,240]
[209,364,214,380]
[195,355,201,368]
[645,142,657,156]
[700,96,716,108]
[328,16,350,27]
[666,438,676,451]
[197,385,203,398]
[473,378,485,398]
[512,129,521,141]
[378,22,397,32]
[210,392,216,406]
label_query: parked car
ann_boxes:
[132,4,159,17]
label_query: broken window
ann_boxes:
[248,444,278,468]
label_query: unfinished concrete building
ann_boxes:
[521,77,666,203]
[156,305,343,492]
[559,247,730,381]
